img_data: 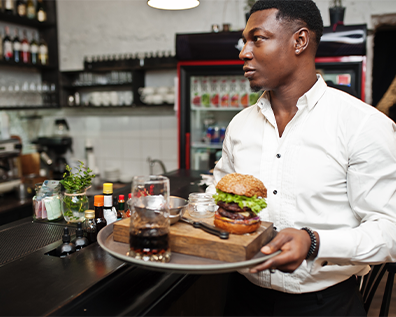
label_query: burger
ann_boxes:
[213,173,267,234]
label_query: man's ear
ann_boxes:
[293,27,310,55]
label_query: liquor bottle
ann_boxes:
[3,26,13,61]
[30,31,38,64]
[103,183,117,224]
[37,0,46,22]
[26,0,35,19]
[13,28,21,63]
[17,0,27,17]
[94,195,107,232]
[38,37,48,65]
[4,0,14,14]
[117,195,125,219]
[0,30,3,61]
[21,29,30,63]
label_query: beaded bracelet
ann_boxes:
[301,227,317,259]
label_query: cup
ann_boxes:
[128,175,171,262]
[138,87,155,96]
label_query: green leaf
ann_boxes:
[213,189,267,214]
[59,161,96,193]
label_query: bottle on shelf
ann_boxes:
[13,28,21,63]
[3,26,13,62]
[17,0,27,17]
[0,30,3,61]
[38,37,48,65]
[117,195,125,219]
[26,0,35,19]
[83,210,98,244]
[30,31,38,64]
[4,0,15,14]
[21,29,30,63]
[103,183,117,224]
[94,195,107,233]
[37,0,46,22]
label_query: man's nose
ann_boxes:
[239,43,253,60]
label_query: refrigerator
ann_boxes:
[177,60,261,171]
[176,24,367,170]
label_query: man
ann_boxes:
[213,0,396,316]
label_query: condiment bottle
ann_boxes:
[118,195,125,219]
[125,193,132,217]
[94,195,107,232]
[55,227,76,257]
[83,210,97,244]
[74,222,89,250]
[103,183,117,224]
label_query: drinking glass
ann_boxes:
[128,175,171,263]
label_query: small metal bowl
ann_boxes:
[169,196,188,225]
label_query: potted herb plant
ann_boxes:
[329,0,346,27]
[60,161,95,223]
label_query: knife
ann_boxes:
[180,217,229,239]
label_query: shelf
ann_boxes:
[191,106,244,111]
[0,59,57,70]
[63,103,174,109]
[191,142,223,149]
[62,83,133,90]
[84,56,178,71]
[0,105,59,110]
[0,12,54,28]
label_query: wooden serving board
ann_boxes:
[113,215,275,263]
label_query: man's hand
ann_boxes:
[249,228,319,273]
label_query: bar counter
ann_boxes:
[0,170,229,316]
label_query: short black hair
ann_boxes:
[250,0,323,47]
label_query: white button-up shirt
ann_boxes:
[213,75,396,294]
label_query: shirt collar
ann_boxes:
[256,74,327,113]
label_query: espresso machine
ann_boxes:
[33,119,73,180]
[0,138,22,194]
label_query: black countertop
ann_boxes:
[0,170,229,317]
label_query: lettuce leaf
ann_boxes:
[213,189,267,214]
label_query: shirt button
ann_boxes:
[276,154,281,158]
[273,190,277,195]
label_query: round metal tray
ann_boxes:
[97,223,280,274]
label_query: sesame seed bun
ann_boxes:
[216,173,267,198]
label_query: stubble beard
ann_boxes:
[250,84,263,92]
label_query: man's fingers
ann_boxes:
[261,232,292,254]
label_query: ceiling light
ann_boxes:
[147,0,200,10]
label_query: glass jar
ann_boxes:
[32,182,43,221]
[33,181,63,222]
[61,190,89,223]
[187,192,217,218]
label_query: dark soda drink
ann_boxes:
[129,227,171,262]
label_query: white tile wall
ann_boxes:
[8,111,179,180]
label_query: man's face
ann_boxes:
[240,9,296,92]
